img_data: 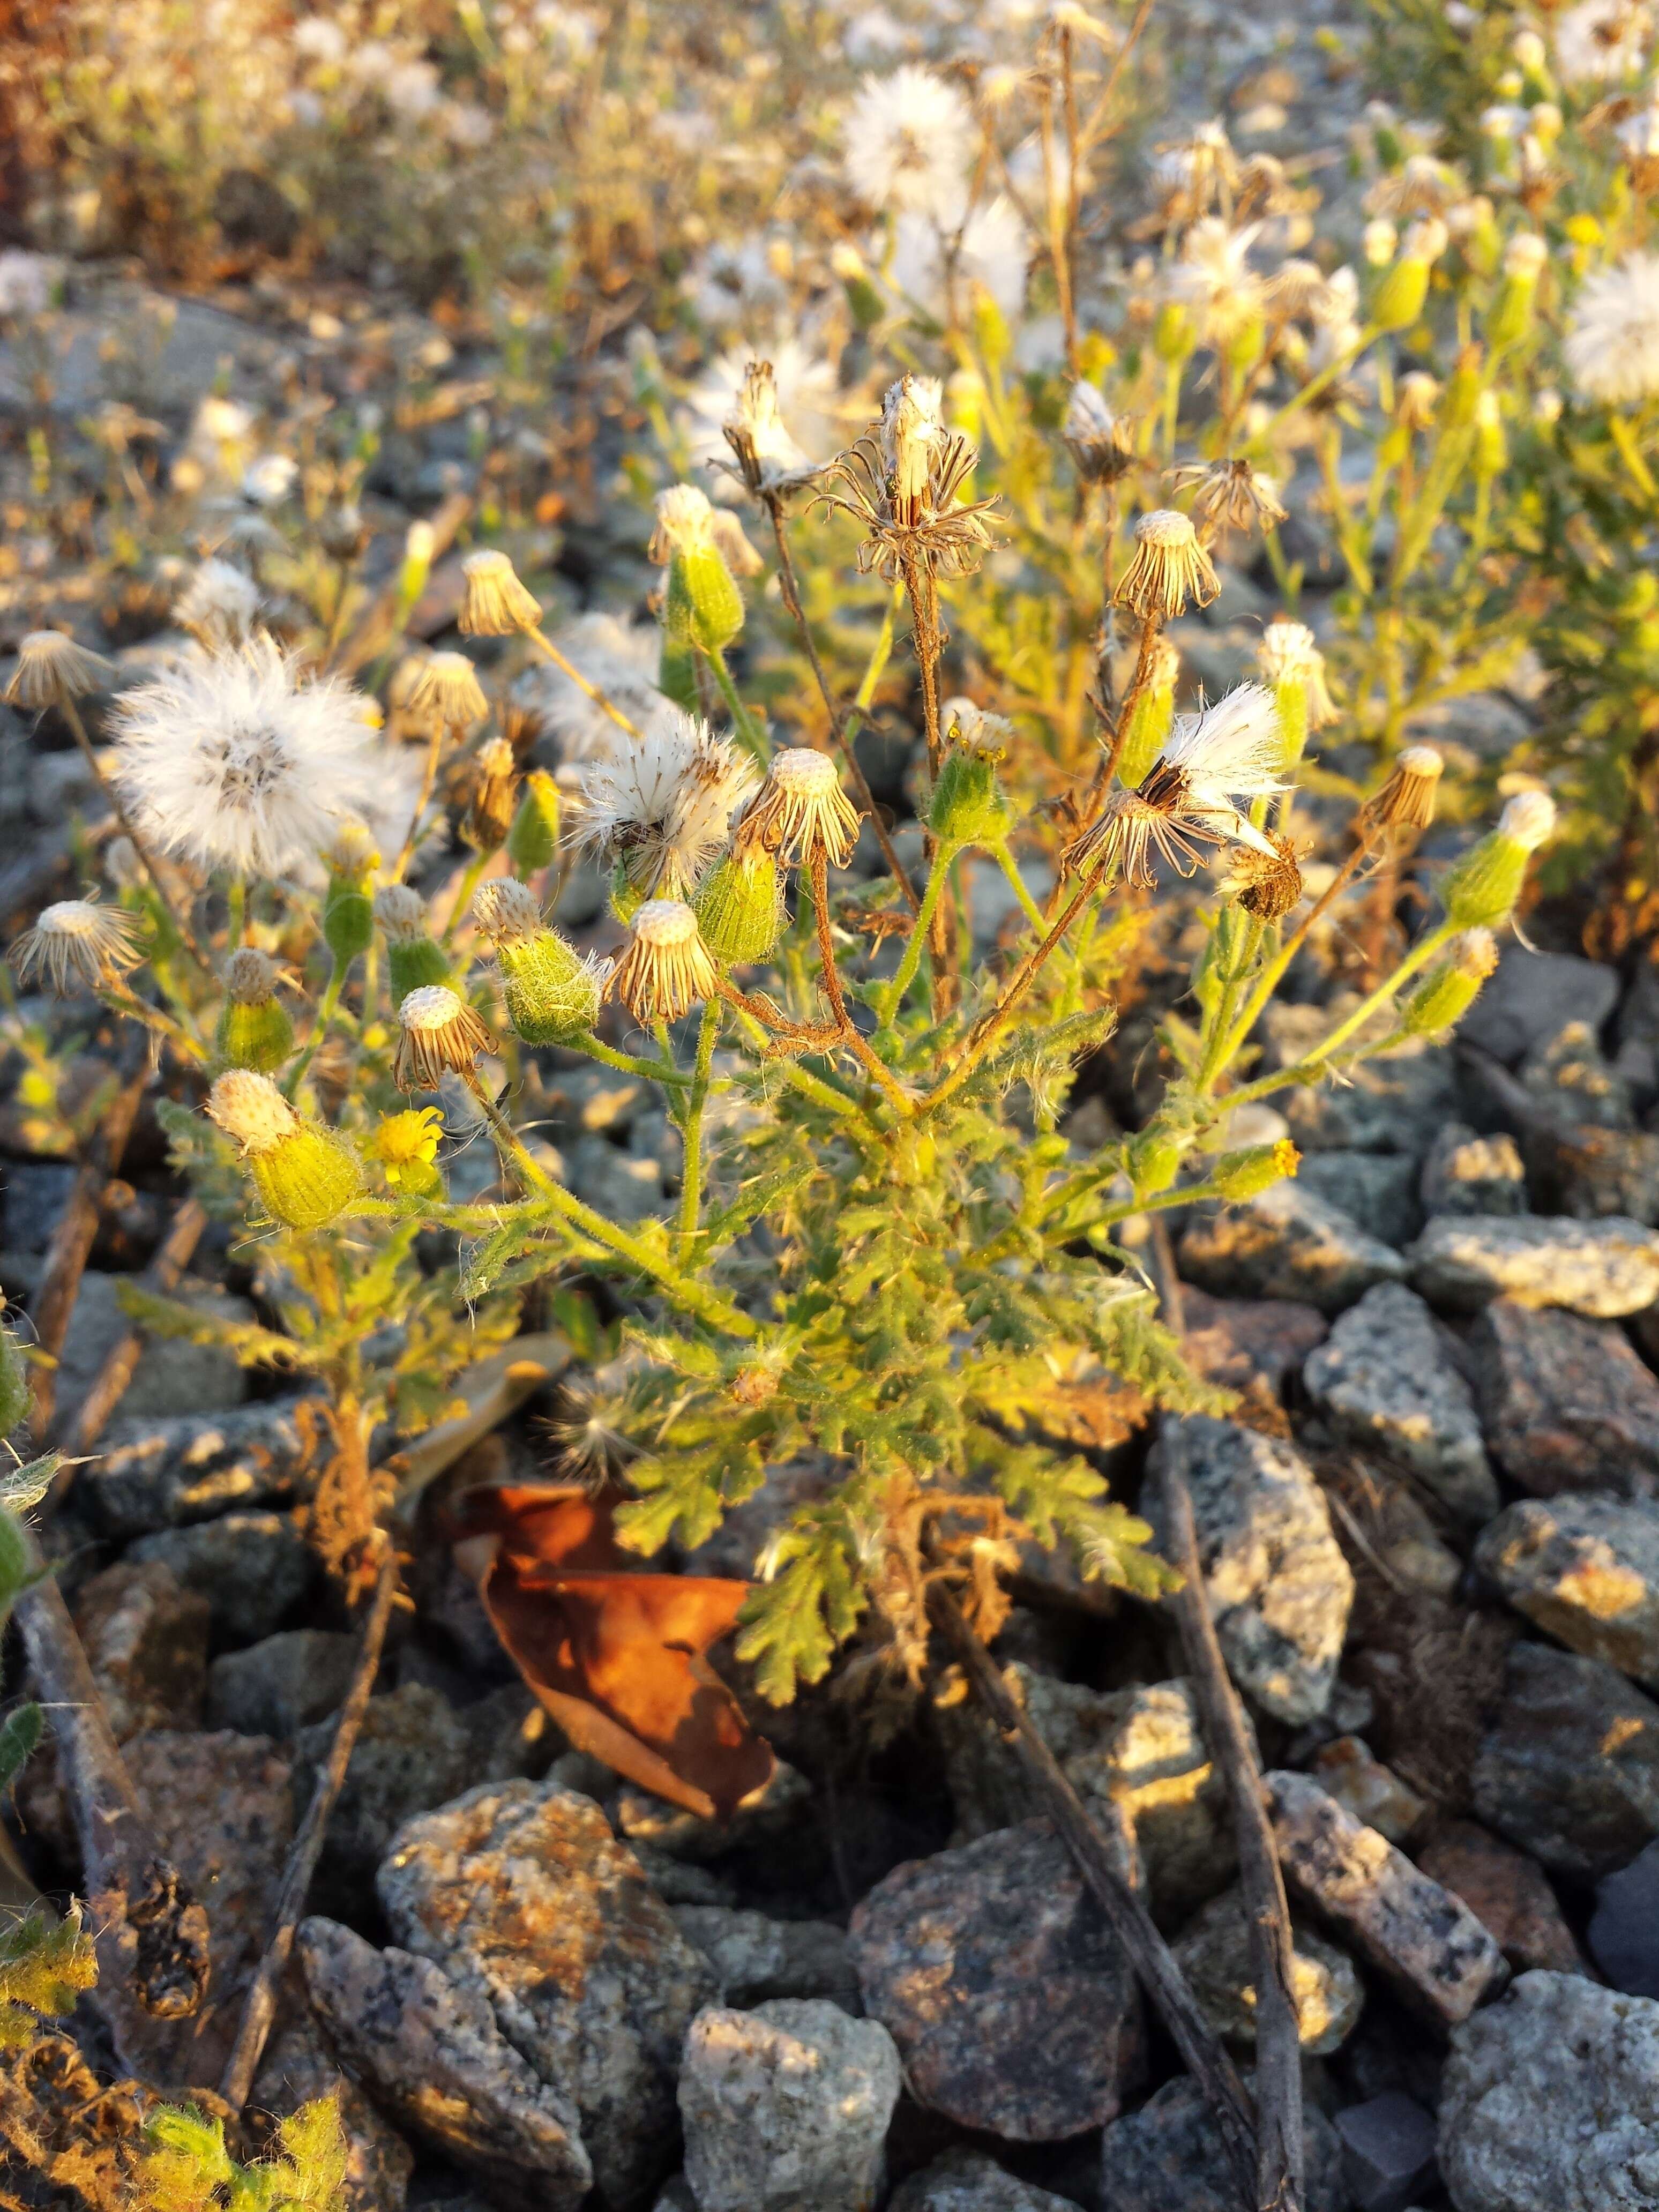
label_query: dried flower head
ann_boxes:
[373,884,428,943]
[1230,833,1306,921]
[1167,219,1267,347]
[10,897,144,995]
[817,377,999,582]
[573,711,759,900]
[1264,259,1331,318]
[1362,744,1445,834]
[1553,0,1652,85]
[610,899,722,1025]
[1064,685,1283,886]
[734,748,863,869]
[393,984,495,1092]
[177,558,262,644]
[112,638,380,879]
[459,550,543,638]
[841,65,974,223]
[206,1068,363,1227]
[1168,457,1289,539]
[1396,371,1441,430]
[649,483,720,564]
[406,652,489,730]
[721,359,820,497]
[1565,253,1659,405]
[1366,153,1461,219]
[5,630,114,710]
[222,946,281,1004]
[205,1067,300,1155]
[467,737,519,853]
[1498,789,1557,848]
[473,878,544,944]
[1115,509,1221,619]
[1064,382,1137,483]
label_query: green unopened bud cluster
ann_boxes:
[322,824,378,966]
[930,714,1014,851]
[507,769,562,878]
[214,948,294,1073]
[1117,643,1179,789]
[474,879,604,1045]
[206,1070,364,1230]
[1127,1127,1186,1198]
[1440,791,1556,929]
[694,847,785,963]
[654,485,744,655]
[1210,1138,1301,1202]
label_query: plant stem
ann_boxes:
[808,849,913,1111]
[878,842,954,1023]
[990,839,1049,935]
[726,1001,865,1120]
[678,997,721,1256]
[1610,408,1658,503]
[283,958,346,1099]
[58,697,211,974]
[396,718,449,879]
[441,849,492,948]
[571,1030,693,1085]
[100,984,207,1064]
[705,644,769,761]
[1207,838,1378,1086]
[523,622,641,739]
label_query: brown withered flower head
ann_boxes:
[1229,832,1306,921]
[1114,509,1221,620]
[1168,457,1289,541]
[815,374,1000,582]
[1359,743,1445,838]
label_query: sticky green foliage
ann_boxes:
[0,1904,99,2050]
[138,2096,351,2212]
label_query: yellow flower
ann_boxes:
[373,1107,443,1191]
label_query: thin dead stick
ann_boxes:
[1077,0,1158,157]
[53,1198,208,1463]
[764,498,920,916]
[807,850,914,1111]
[522,622,642,741]
[1147,1217,1304,2212]
[27,1036,153,1433]
[16,1542,211,2068]
[220,1542,400,2111]
[930,1580,1258,2209]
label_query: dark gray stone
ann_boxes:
[83,1396,326,1535]
[849,1819,1142,2141]
[1457,950,1619,1066]
[205,1628,361,1737]
[295,1684,476,1909]
[888,2149,1078,2210]
[1100,2073,1346,2212]
[1521,1020,1636,1131]
[1468,1301,1659,1498]
[668,1907,857,2008]
[1179,1184,1407,1316]
[1419,1125,1527,1220]
[1475,1495,1659,1687]
[1471,1642,1659,1880]
[1303,1282,1497,1524]
[1334,2092,1437,2212]
[1296,1152,1423,1249]
[1588,1840,1659,1998]
[128,1508,315,1640]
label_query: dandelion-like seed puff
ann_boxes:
[111,637,382,880]
[1064,683,1284,887]
[572,709,758,900]
[1564,253,1659,407]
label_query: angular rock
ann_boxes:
[129,1509,315,1641]
[1171,1884,1364,2054]
[377,1781,715,2210]
[1414,1820,1586,1976]
[70,1559,209,1739]
[1470,1641,1659,1880]
[678,2000,901,2212]
[295,1684,476,1910]
[889,2148,1080,2210]
[251,2011,415,2212]
[1177,1285,1328,1396]
[1475,1495,1659,1687]
[849,1819,1141,2141]
[129,1728,295,2086]
[1522,1019,1637,1131]
[1100,2073,1347,2212]
[614,1759,812,1864]
[669,1907,857,2008]
[81,1396,325,1536]
[1588,1839,1659,1997]
[941,1668,1243,1920]
[206,1628,361,1737]
[1439,1971,1659,2212]
[1265,1771,1507,2026]
[1178,1185,1407,1317]
[1309,1736,1429,1845]
[1419,1125,1527,1220]
[1303,1282,1498,1523]
[1296,1151,1423,1250]
[1150,1417,1354,1725]
[296,1917,591,2211]
[1526,1119,1659,1228]
[1334,2091,1438,2212]
[1266,1019,1458,1159]
[1407,1213,1659,1318]
[1457,948,1619,1066]
[1467,1301,1659,1498]
[55,1271,248,1421]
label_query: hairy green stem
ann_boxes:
[678,997,721,1255]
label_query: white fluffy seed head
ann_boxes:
[1504,231,1549,280]
[649,484,716,562]
[1499,790,1557,848]
[1454,927,1501,978]
[373,884,429,942]
[6,629,114,709]
[206,1068,299,1154]
[10,898,143,993]
[473,878,544,943]
[223,947,280,1004]
[1565,252,1659,406]
[1399,745,1445,781]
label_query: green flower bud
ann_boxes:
[1127,1128,1185,1198]
[831,242,885,328]
[321,824,378,966]
[1440,792,1555,928]
[1211,1138,1301,1202]
[214,949,294,1074]
[507,769,561,878]
[206,1070,364,1231]
[1153,300,1194,363]
[659,633,699,712]
[653,486,745,655]
[474,879,606,1045]
[375,884,450,1002]
[929,721,1015,851]
[1402,929,1500,1035]
[1473,391,1507,481]
[0,1325,27,1440]
[1487,271,1537,354]
[1441,347,1485,429]
[1372,254,1431,334]
[610,861,647,926]
[694,847,785,964]
[0,1506,29,1608]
